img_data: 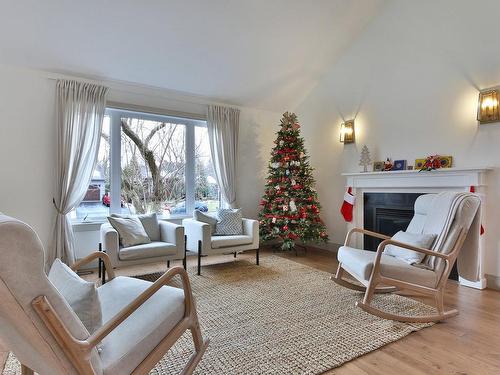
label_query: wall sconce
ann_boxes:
[477,89,500,124]
[340,120,355,143]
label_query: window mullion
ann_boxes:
[109,111,122,214]
[185,124,195,215]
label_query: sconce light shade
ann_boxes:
[477,89,500,124]
[340,120,355,143]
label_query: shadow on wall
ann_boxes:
[237,112,276,219]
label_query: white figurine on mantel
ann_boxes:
[359,145,371,172]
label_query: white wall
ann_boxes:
[237,109,281,218]
[0,65,56,247]
[0,64,280,257]
[294,0,500,280]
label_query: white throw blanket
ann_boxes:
[421,192,481,282]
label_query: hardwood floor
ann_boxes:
[2,247,499,374]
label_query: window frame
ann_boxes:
[77,106,216,222]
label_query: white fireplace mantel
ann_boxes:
[342,167,492,290]
[342,167,491,189]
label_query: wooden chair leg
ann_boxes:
[362,278,378,305]
[435,289,445,314]
[98,243,102,279]
[335,263,344,279]
[167,260,170,268]
[256,247,259,265]
[183,235,187,270]
[331,264,397,293]
[190,318,204,352]
[197,240,202,276]
[21,364,34,375]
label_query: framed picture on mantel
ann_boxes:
[393,160,407,171]
[373,161,384,172]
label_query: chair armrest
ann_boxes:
[159,220,184,245]
[344,227,390,246]
[182,218,211,253]
[32,266,196,353]
[242,218,258,236]
[100,223,119,267]
[71,251,115,280]
[242,218,259,248]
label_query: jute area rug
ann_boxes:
[3,255,434,374]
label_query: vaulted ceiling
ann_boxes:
[0,0,387,111]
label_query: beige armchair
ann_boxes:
[183,217,259,275]
[332,192,481,323]
[101,220,185,269]
[0,214,208,375]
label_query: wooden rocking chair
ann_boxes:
[332,193,481,323]
[0,214,208,375]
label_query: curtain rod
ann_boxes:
[47,77,207,120]
[46,76,240,110]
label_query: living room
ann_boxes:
[1,1,499,374]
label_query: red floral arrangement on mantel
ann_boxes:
[420,155,442,171]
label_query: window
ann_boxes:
[71,116,110,221]
[195,126,220,212]
[73,108,220,221]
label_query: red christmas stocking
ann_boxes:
[340,187,355,222]
[469,186,485,235]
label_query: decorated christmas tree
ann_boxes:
[258,112,328,250]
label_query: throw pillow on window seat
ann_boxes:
[214,208,243,236]
[107,216,151,247]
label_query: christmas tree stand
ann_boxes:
[271,243,308,256]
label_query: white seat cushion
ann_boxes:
[118,241,177,261]
[211,235,253,249]
[337,246,437,288]
[98,276,185,375]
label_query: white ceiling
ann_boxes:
[0,0,386,111]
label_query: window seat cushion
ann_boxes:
[119,241,177,260]
[211,235,253,249]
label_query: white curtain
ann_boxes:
[50,80,108,267]
[207,105,240,208]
